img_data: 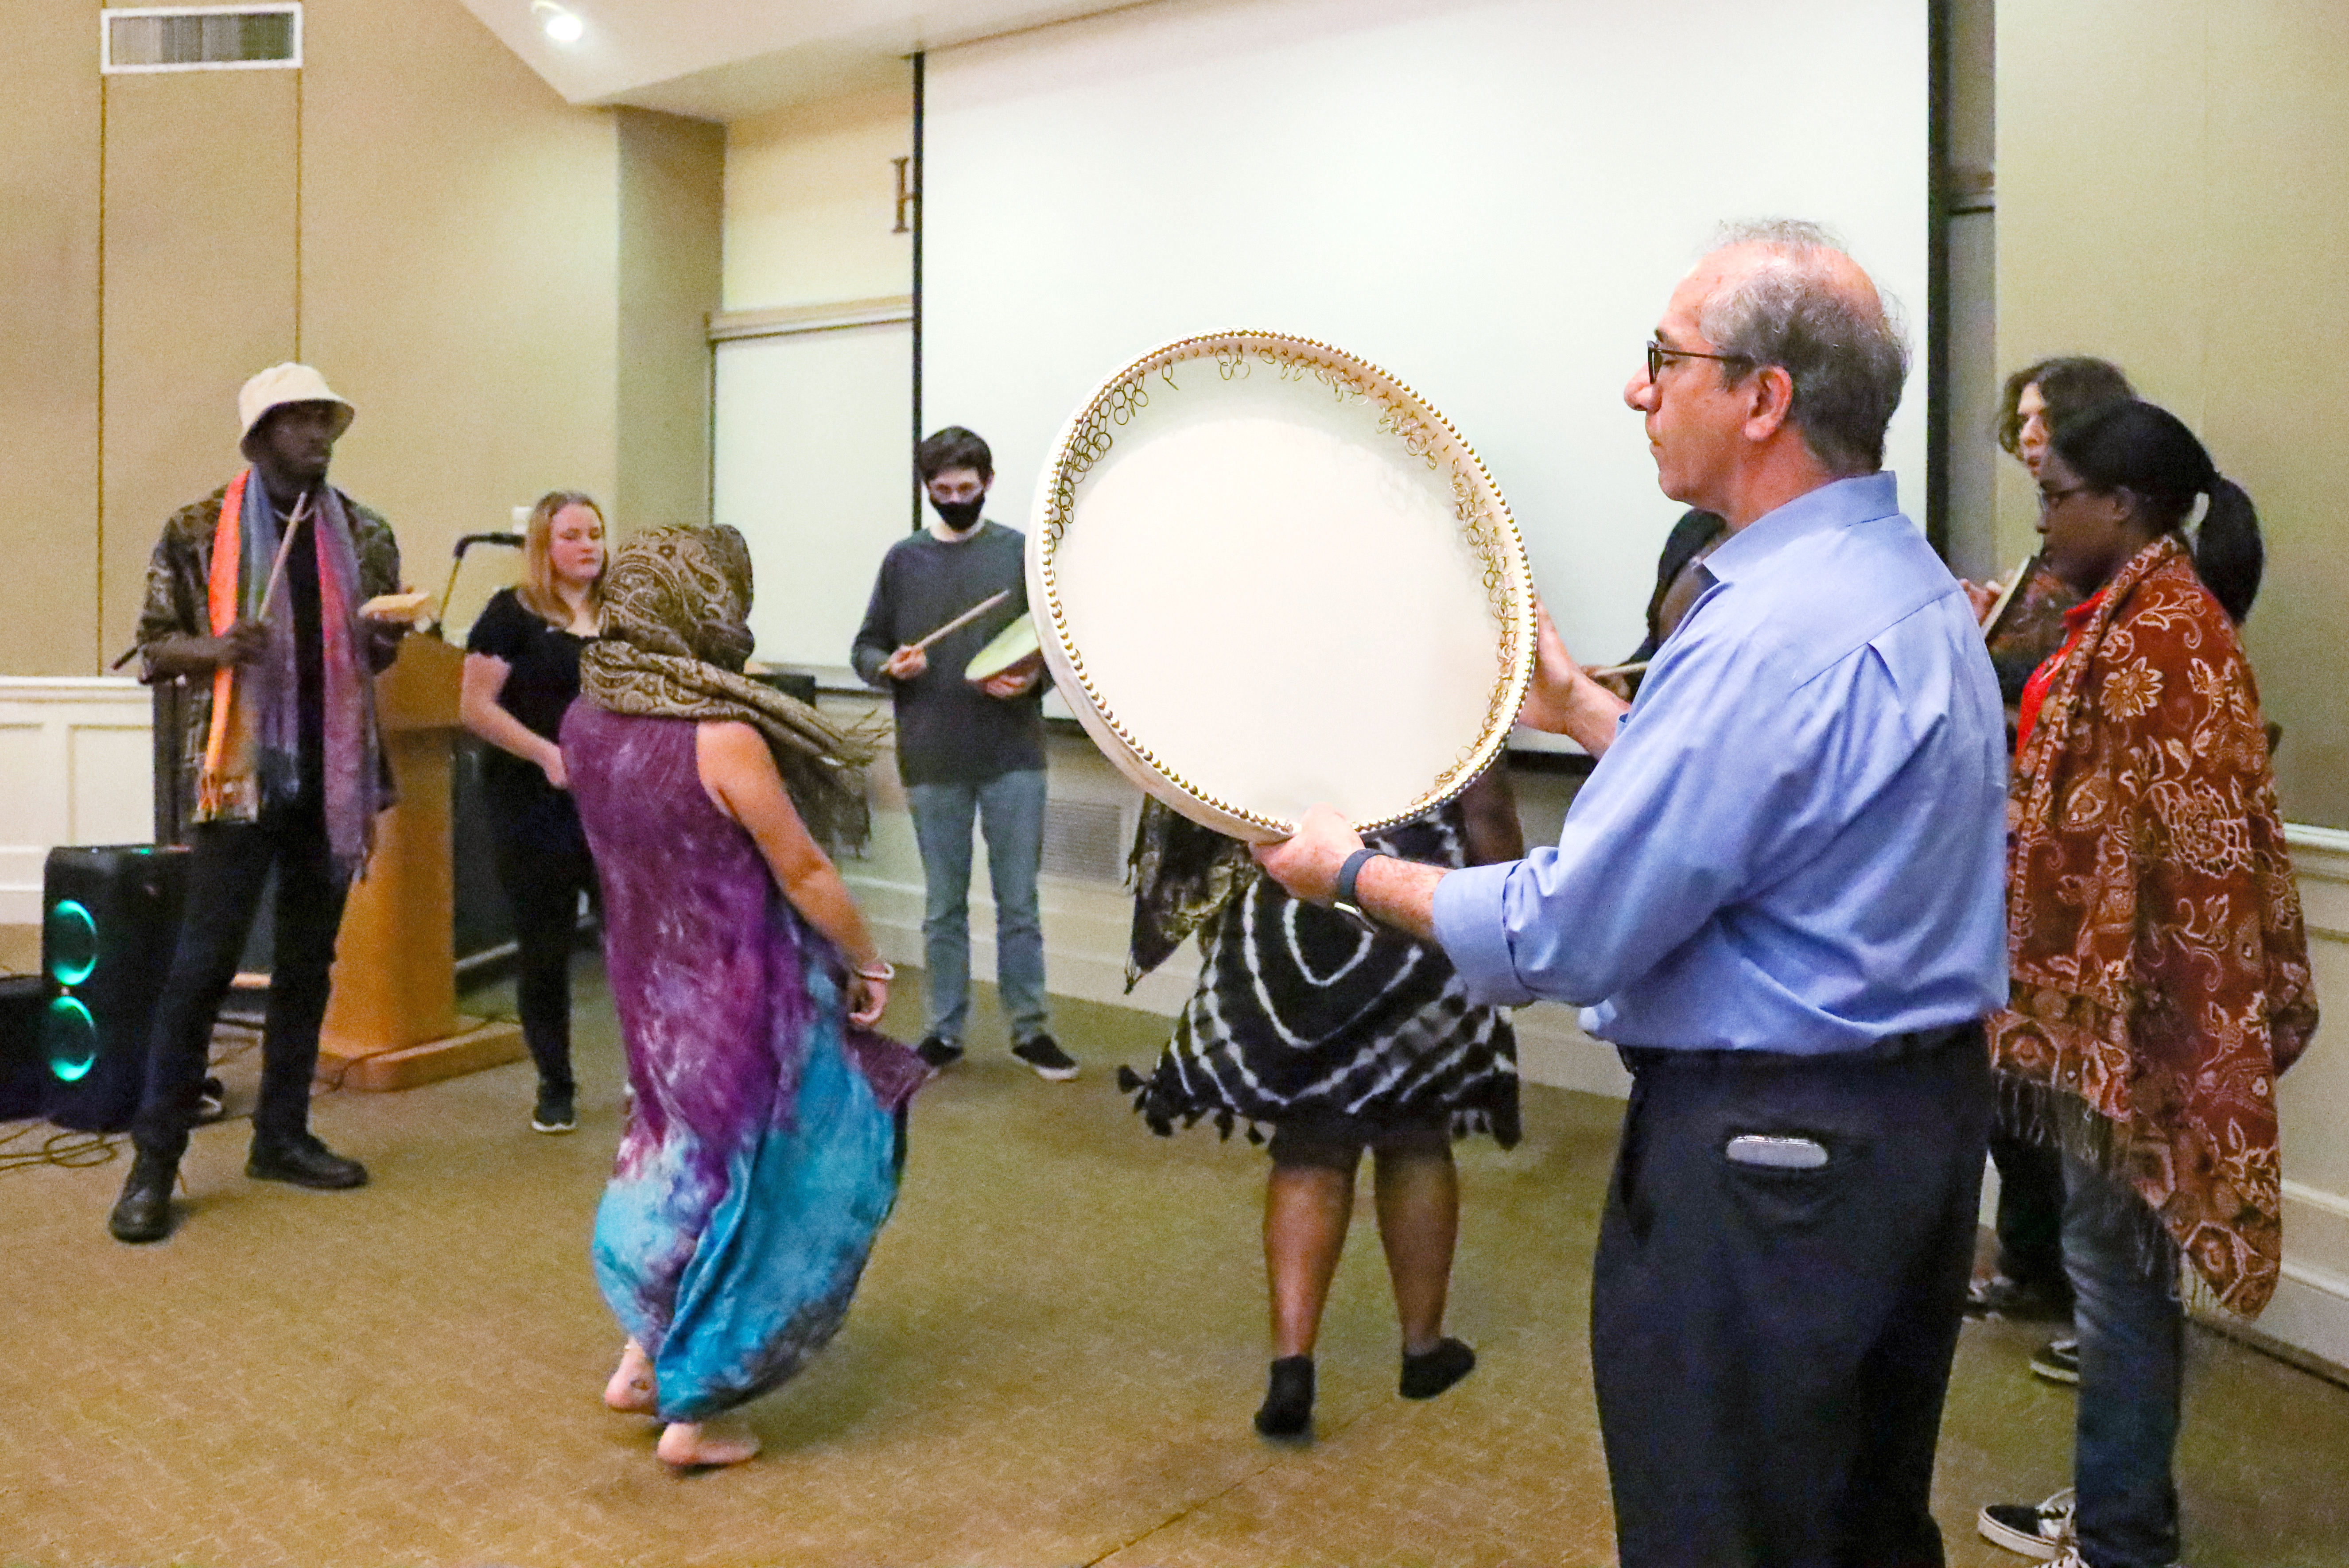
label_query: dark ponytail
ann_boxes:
[2051,400,2265,623]
[2192,478,2263,625]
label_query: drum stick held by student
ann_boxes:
[256,492,310,625]
[907,590,1010,654]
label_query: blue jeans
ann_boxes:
[905,770,1048,1044]
[2063,1151,2183,1568]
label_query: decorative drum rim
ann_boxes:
[1029,328,1536,841]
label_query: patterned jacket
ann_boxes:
[137,481,403,829]
[1988,535,2316,1316]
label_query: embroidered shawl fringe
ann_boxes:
[1995,1074,2188,1303]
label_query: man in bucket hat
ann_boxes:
[109,364,416,1244]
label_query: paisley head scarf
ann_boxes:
[581,525,874,850]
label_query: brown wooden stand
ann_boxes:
[319,635,526,1091]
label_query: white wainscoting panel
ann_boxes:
[0,679,156,927]
[2264,824,2349,1370]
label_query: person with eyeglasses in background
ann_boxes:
[1957,359,2138,1387]
[1973,400,2314,1568]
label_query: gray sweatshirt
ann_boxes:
[850,521,1047,785]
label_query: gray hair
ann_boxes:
[1696,219,1909,474]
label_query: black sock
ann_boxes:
[1254,1355,1315,1438]
[1400,1337,1475,1399]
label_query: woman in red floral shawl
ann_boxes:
[1977,401,2317,1568]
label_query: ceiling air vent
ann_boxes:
[101,5,302,73]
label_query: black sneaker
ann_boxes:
[1978,1487,2074,1558]
[194,1075,227,1123]
[2030,1336,2080,1384]
[1011,1033,1079,1081]
[532,1087,577,1134]
[247,1136,369,1190]
[916,1034,964,1069]
[1965,1272,2073,1321]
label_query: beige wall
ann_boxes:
[100,71,301,663]
[298,0,627,608]
[616,109,726,535]
[1999,0,2349,831]
[0,4,101,675]
[723,85,911,310]
[0,0,725,677]
[2004,0,2349,1359]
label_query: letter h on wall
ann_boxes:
[893,156,918,234]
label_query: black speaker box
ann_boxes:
[42,845,190,1133]
[0,974,46,1121]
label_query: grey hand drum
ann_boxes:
[1029,330,1535,843]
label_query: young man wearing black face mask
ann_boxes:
[852,427,1074,1081]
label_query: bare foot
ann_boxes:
[657,1418,760,1468]
[604,1340,657,1414]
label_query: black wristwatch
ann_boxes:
[1331,847,1384,929]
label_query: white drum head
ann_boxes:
[1031,330,1534,842]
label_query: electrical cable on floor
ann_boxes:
[0,1020,285,1175]
[0,1122,123,1174]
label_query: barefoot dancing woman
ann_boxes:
[1118,770,1523,1439]
[563,526,928,1468]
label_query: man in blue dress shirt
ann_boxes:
[1256,221,2008,1567]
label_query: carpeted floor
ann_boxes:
[2,961,2345,1568]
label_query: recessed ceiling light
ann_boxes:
[531,1,584,43]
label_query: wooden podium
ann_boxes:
[318,635,527,1091]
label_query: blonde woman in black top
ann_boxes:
[460,491,607,1132]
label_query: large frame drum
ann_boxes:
[1030,330,1535,843]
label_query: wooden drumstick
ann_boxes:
[255,492,310,625]
[1583,660,1649,681]
[907,590,1011,654]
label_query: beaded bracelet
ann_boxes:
[855,960,896,982]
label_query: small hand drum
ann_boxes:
[964,613,1041,684]
[1029,330,1534,843]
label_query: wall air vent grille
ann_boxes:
[1039,798,1129,885]
[102,5,301,73]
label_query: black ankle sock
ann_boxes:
[1400,1337,1475,1399]
[1254,1355,1315,1438]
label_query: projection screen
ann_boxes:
[921,0,1929,671]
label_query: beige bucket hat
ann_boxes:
[237,362,355,446]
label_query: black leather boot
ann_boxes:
[108,1147,179,1243]
[247,1134,368,1189]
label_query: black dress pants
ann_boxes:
[1592,1025,1992,1568]
[133,802,351,1162]
[493,817,596,1097]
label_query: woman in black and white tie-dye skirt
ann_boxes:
[1117,769,1522,1440]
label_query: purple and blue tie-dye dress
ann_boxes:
[563,704,926,1422]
